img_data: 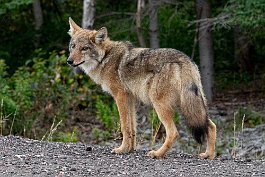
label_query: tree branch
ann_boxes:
[96,12,135,19]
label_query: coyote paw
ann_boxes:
[111,147,127,154]
[111,145,133,154]
[147,150,164,158]
[199,152,215,160]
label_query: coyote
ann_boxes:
[67,17,216,159]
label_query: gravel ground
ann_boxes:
[0,136,264,177]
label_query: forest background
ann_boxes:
[0,0,264,157]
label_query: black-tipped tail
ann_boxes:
[190,119,209,144]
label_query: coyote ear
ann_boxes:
[68,17,81,36]
[95,27,108,44]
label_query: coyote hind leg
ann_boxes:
[199,119,216,160]
[147,104,179,158]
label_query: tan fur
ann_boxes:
[67,17,216,159]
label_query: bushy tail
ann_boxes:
[180,80,209,144]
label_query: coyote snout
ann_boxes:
[67,17,216,160]
[67,58,84,67]
[67,58,74,65]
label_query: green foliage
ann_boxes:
[149,109,180,126]
[54,127,80,143]
[148,109,180,147]
[0,60,10,95]
[0,0,33,16]
[0,49,93,137]
[91,127,112,142]
[0,0,81,73]
[12,68,33,111]
[236,107,264,128]
[0,60,17,134]
[0,60,16,115]
[95,95,119,131]
[213,0,265,86]
[224,0,265,29]
[174,112,180,124]
[0,60,8,77]
[94,0,137,44]
[220,0,265,61]
[149,109,160,130]
[158,1,196,56]
[0,47,120,140]
[215,71,253,91]
[0,95,17,118]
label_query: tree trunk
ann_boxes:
[234,25,253,73]
[196,0,214,103]
[33,0,43,30]
[149,0,159,48]
[82,0,96,29]
[136,0,146,47]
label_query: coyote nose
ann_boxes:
[67,58,74,65]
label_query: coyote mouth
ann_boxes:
[73,61,85,67]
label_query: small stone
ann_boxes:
[246,159,252,162]
[86,147,92,151]
[70,167,77,171]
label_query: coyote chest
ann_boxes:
[80,63,113,94]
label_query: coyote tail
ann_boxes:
[180,73,209,144]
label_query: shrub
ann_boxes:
[148,109,180,147]
[95,95,119,131]
[236,107,264,128]
[0,49,122,142]
[53,127,80,143]
[0,60,17,134]
[91,127,112,142]
[0,50,89,138]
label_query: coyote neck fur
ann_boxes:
[80,41,130,94]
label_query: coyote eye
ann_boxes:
[81,46,89,51]
[70,43,75,49]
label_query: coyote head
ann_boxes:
[67,17,108,69]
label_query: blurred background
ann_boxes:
[0,0,264,159]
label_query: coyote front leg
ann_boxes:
[112,91,136,154]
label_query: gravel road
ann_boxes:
[0,136,264,177]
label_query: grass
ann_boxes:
[41,117,62,141]
[91,127,112,142]
[95,96,119,131]
[231,111,245,158]
[0,99,16,136]
[236,107,264,127]
[148,109,180,149]
[54,128,80,143]
[9,108,17,135]
[149,109,162,149]
[214,105,265,159]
